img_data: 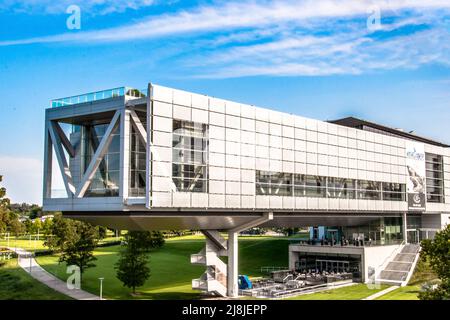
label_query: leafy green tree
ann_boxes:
[42,218,54,236]
[32,218,42,234]
[115,231,165,294]
[419,225,450,300]
[23,219,33,234]
[28,205,42,220]
[45,215,99,279]
[0,175,9,233]
[97,226,107,239]
[0,176,25,235]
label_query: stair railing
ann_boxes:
[373,240,405,281]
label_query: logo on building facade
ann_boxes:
[405,142,426,211]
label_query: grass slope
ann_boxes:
[0,259,71,300]
[36,237,290,300]
[375,286,420,300]
[286,284,389,300]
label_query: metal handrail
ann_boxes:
[51,87,147,108]
[373,240,405,281]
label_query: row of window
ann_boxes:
[255,170,406,201]
[425,153,444,203]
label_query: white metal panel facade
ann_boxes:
[147,84,450,213]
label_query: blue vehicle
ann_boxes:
[238,275,252,289]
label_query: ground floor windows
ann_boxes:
[294,254,362,281]
[256,170,406,201]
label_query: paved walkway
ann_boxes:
[9,247,101,300]
[362,285,400,300]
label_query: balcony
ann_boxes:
[50,87,147,108]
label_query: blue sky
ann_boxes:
[1,0,450,204]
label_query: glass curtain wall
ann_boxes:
[172,120,209,192]
[340,217,403,245]
[256,170,406,202]
[129,111,147,197]
[82,121,120,197]
[425,153,444,203]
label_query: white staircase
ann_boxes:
[191,231,228,297]
[376,244,421,286]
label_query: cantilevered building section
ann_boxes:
[43,83,450,297]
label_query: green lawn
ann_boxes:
[375,286,420,300]
[0,259,71,300]
[36,237,290,300]
[0,238,47,252]
[286,284,390,300]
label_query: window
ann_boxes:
[357,180,381,200]
[256,171,405,202]
[82,122,121,197]
[382,183,406,201]
[426,153,444,203]
[256,171,292,196]
[172,120,208,192]
[327,178,356,199]
[129,111,147,197]
[293,174,326,198]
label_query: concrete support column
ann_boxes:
[403,212,408,244]
[227,231,238,298]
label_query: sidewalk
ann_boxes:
[9,247,101,300]
[362,285,399,300]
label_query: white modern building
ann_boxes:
[43,83,450,296]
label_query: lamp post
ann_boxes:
[98,277,104,300]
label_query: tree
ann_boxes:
[0,175,25,235]
[29,205,42,220]
[97,226,107,239]
[31,218,42,234]
[42,218,54,236]
[0,175,9,233]
[419,224,450,300]
[45,215,99,279]
[115,231,165,294]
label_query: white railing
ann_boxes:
[51,87,147,108]
[373,241,405,282]
[192,279,207,290]
[190,254,206,265]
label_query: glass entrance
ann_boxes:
[407,229,420,244]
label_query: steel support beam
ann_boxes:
[129,109,147,145]
[48,121,76,196]
[75,110,120,198]
[52,121,76,158]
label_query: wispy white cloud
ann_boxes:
[2,0,450,46]
[1,0,450,78]
[0,0,158,15]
